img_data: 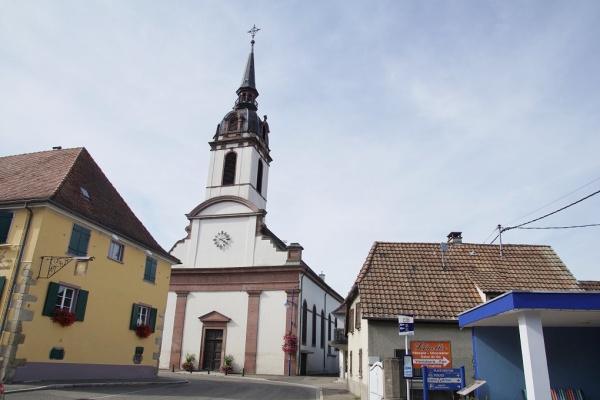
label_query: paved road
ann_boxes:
[5,373,321,400]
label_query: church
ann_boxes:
[159,29,344,376]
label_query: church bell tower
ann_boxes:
[205,25,271,212]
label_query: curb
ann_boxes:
[5,379,189,394]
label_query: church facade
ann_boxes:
[159,34,343,376]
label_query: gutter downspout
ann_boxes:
[0,203,33,343]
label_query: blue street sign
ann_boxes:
[422,366,466,400]
[398,315,414,335]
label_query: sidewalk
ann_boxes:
[2,371,356,400]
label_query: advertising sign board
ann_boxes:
[410,341,452,369]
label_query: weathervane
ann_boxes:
[248,24,260,48]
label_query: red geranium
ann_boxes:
[135,323,151,338]
[282,333,298,353]
[52,307,77,327]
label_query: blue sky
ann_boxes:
[1,1,599,296]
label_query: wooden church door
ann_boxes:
[202,329,223,371]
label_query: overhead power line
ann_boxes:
[488,187,600,244]
[515,224,600,230]
[505,175,600,225]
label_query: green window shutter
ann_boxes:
[149,308,157,333]
[43,282,60,316]
[0,211,13,243]
[68,224,91,256]
[144,257,157,282]
[75,290,89,321]
[130,303,140,330]
[0,276,6,297]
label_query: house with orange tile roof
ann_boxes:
[343,232,585,399]
[0,147,179,383]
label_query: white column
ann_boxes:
[518,311,551,400]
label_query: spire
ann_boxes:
[235,25,260,111]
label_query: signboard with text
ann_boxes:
[398,315,414,335]
[410,341,452,369]
[423,367,464,391]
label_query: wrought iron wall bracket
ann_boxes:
[38,256,94,279]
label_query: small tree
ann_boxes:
[220,354,234,374]
[181,353,196,372]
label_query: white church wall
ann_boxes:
[159,291,178,369]
[255,290,287,374]
[253,234,288,266]
[299,276,342,375]
[180,291,249,372]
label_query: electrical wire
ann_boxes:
[515,224,600,230]
[505,175,600,225]
[488,187,600,244]
[505,188,600,231]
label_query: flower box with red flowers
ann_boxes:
[52,307,77,327]
[135,323,151,338]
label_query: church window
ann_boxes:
[228,116,237,131]
[301,301,307,345]
[311,305,317,347]
[320,310,325,349]
[256,160,263,194]
[328,314,332,354]
[222,152,237,185]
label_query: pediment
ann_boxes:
[199,311,231,323]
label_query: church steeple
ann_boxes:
[206,25,271,211]
[235,26,259,111]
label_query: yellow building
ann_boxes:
[0,147,179,383]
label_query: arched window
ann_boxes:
[311,305,317,347]
[228,116,237,131]
[222,152,237,185]
[328,314,332,354]
[301,301,307,345]
[256,160,263,194]
[320,310,325,349]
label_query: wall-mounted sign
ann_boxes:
[398,315,414,335]
[410,341,452,369]
[403,355,413,378]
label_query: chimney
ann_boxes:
[447,232,463,245]
[319,271,326,281]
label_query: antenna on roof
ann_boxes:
[440,242,448,270]
[497,224,503,257]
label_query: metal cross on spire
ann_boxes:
[248,24,260,48]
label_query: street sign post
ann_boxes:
[422,366,465,400]
[398,315,414,400]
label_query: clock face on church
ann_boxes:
[213,231,231,249]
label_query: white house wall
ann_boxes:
[159,291,178,369]
[346,295,369,399]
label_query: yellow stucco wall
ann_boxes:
[1,205,171,369]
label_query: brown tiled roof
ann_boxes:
[0,148,177,261]
[354,242,581,321]
[579,280,600,291]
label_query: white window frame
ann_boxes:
[55,285,77,312]
[137,305,150,325]
[108,241,124,262]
